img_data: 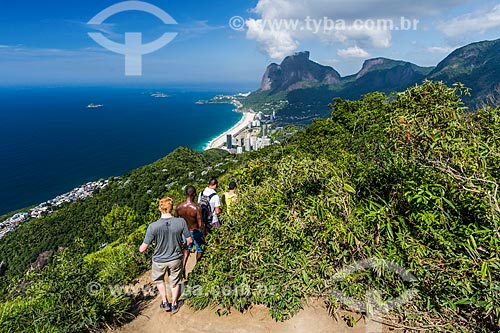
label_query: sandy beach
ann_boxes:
[205,110,256,150]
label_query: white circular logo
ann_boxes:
[88,1,178,76]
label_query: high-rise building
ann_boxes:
[262,138,271,148]
[252,120,261,127]
[226,134,232,149]
[245,134,251,152]
[250,136,257,150]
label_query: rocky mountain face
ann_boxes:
[428,39,500,108]
[260,51,341,92]
[341,58,433,98]
[256,38,500,109]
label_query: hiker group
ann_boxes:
[139,178,238,314]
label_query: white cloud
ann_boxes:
[245,0,472,59]
[0,44,108,58]
[177,20,224,35]
[337,46,370,58]
[246,18,299,59]
[438,4,500,37]
[426,46,454,54]
[325,26,392,49]
[252,0,473,20]
[0,44,23,49]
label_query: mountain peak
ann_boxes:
[429,38,500,107]
[288,51,310,60]
[260,51,340,92]
[357,58,388,78]
[355,57,430,79]
[430,39,500,77]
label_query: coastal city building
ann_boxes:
[0,180,109,239]
[245,134,251,152]
[250,136,257,150]
[200,93,278,154]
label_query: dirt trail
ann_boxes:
[109,255,388,333]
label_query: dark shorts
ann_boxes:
[184,229,205,253]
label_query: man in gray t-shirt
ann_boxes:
[140,197,192,314]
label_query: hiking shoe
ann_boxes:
[171,303,179,315]
[160,301,171,312]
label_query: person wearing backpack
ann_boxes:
[198,177,221,232]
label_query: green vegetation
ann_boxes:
[101,206,140,241]
[0,147,235,332]
[187,82,500,331]
[0,81,499,332]
[429,39,500,108]
[0,244,133,332]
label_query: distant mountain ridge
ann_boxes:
[339,57,433,99]
[259,52,433,94]
[248,38,500,124]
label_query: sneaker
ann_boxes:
[160,301,171,312]
[170,303,179,315]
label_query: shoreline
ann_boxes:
[1,93,248,217]
[204,107,256,150]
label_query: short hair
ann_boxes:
[229,181,237,190]
[209,178,218,186]
[159,197,173,213]
[186,185,196,197]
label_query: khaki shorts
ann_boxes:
[151,259,183,287]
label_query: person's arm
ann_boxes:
[174,204,179,218]
[221,193,226,206]
[214,195,221,215]
[182,220,194,246]
[139,225,154,253]
[196,205,206,236]
[139,243,149,252]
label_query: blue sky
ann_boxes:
[1,0,499,87]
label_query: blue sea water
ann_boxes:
[0,86,242,216]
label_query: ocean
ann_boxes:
[0,86,243,216]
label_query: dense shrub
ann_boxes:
[1,82,498,332]
[187,82,500,331]
[0,147,234,332]
[0,245,132,332]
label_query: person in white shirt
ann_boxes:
[198,178,221,230]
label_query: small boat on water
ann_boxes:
[87,103,103,109]
[151,92,169,98]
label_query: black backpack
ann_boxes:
[199,192,216,228]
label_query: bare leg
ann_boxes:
[196,252,203,262]
[182,249,189,278]
[156,281,168,304]
[171,284,181,306]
